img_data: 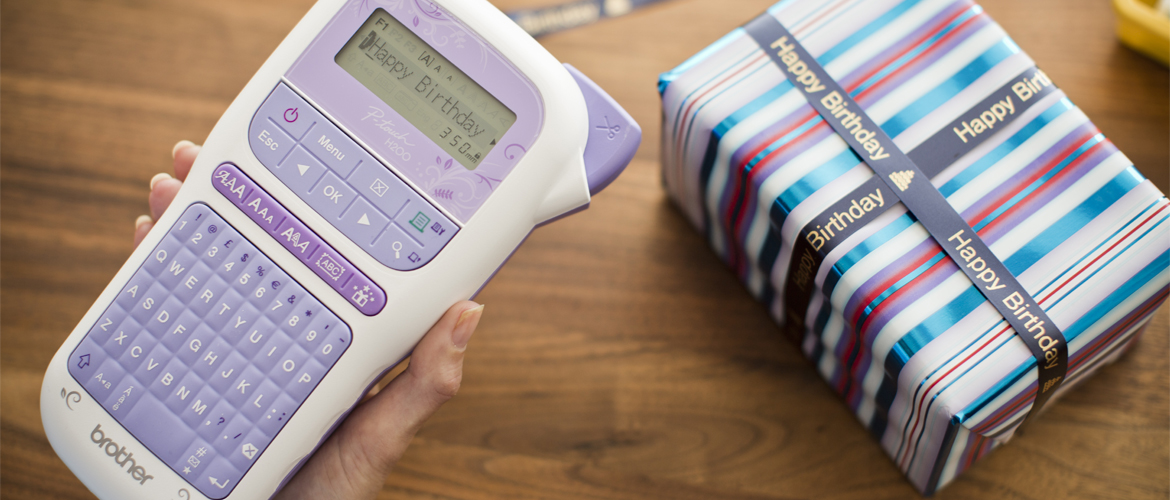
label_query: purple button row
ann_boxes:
[212,163,384,315]
[249,83,459,271]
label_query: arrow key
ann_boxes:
[274,146,327,195]
[338,197,389,246]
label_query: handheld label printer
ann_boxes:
[40,0,640,498]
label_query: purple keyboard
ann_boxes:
[68,203,351,499]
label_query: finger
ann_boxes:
[275,301,483,500]
[148,173,184,221]
[132,215,154,249]
[344,301,482,471]
[171,140,201,181]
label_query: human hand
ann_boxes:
[135,140,482,499]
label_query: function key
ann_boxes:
[275,146,329,195]
[231,428,273,472]
[309,247,355,291]
[341,272,386,316]
[101,373,146,420]
[258,84,323,140]
[242,191,289,235]
[301,120,361,177]
[211,167,255,206]
[69,336,108,385]
[194,455,242,499]
[176,439,218,482]
[305,171,357,221]
[273,217,322,262]
[214,163,289,234]
[347,156,411,218]
[248,119,295,170]
[337,197,390,247]
[395,198,456,249]
[371,224,432,272]
[212,169,385,316]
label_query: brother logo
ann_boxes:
[89,424,154,485]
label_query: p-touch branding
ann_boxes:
[42,0,639,498]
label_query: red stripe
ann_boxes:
[1038,204,1170,304]
[673,53,768,164]
[963,134,1102,228]
[972,289,1166,433]
[796,0,856,34]
[852,7,979,102]
[839,133,1106,395]
[898,323,1011,468]
[724,7,981,257]
[905,207,1167,454]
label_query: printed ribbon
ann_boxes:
[744,13,1067,419]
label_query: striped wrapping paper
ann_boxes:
[658,0,1170,494]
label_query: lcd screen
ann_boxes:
[336,9,517,169]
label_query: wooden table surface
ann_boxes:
[2,0,1167,498]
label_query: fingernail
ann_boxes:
[149,172,172,190]
[453,304,483,349]
[135,215,153,229]
[172,140,196,158]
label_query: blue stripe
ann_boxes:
[971,134,1106,232]
[699,0,930,196]
[851,5,982,96]
[954,249,1169,425]
[1002,165,1145,273]
[888,188,1158,377]
[881,39,1020,137]
[776,151,863,217]
[938,98,1076,197]
[658,29,744,95]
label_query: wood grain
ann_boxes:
[2,0,1166,499]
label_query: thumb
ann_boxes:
[275,301,483,500]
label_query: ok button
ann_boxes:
[306,172,357,220]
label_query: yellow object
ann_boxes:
[1113,0,1170,66]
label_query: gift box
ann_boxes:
[658,0,1170,494]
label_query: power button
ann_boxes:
[259,83,321,140]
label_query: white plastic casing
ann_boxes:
[41,0,592,498]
